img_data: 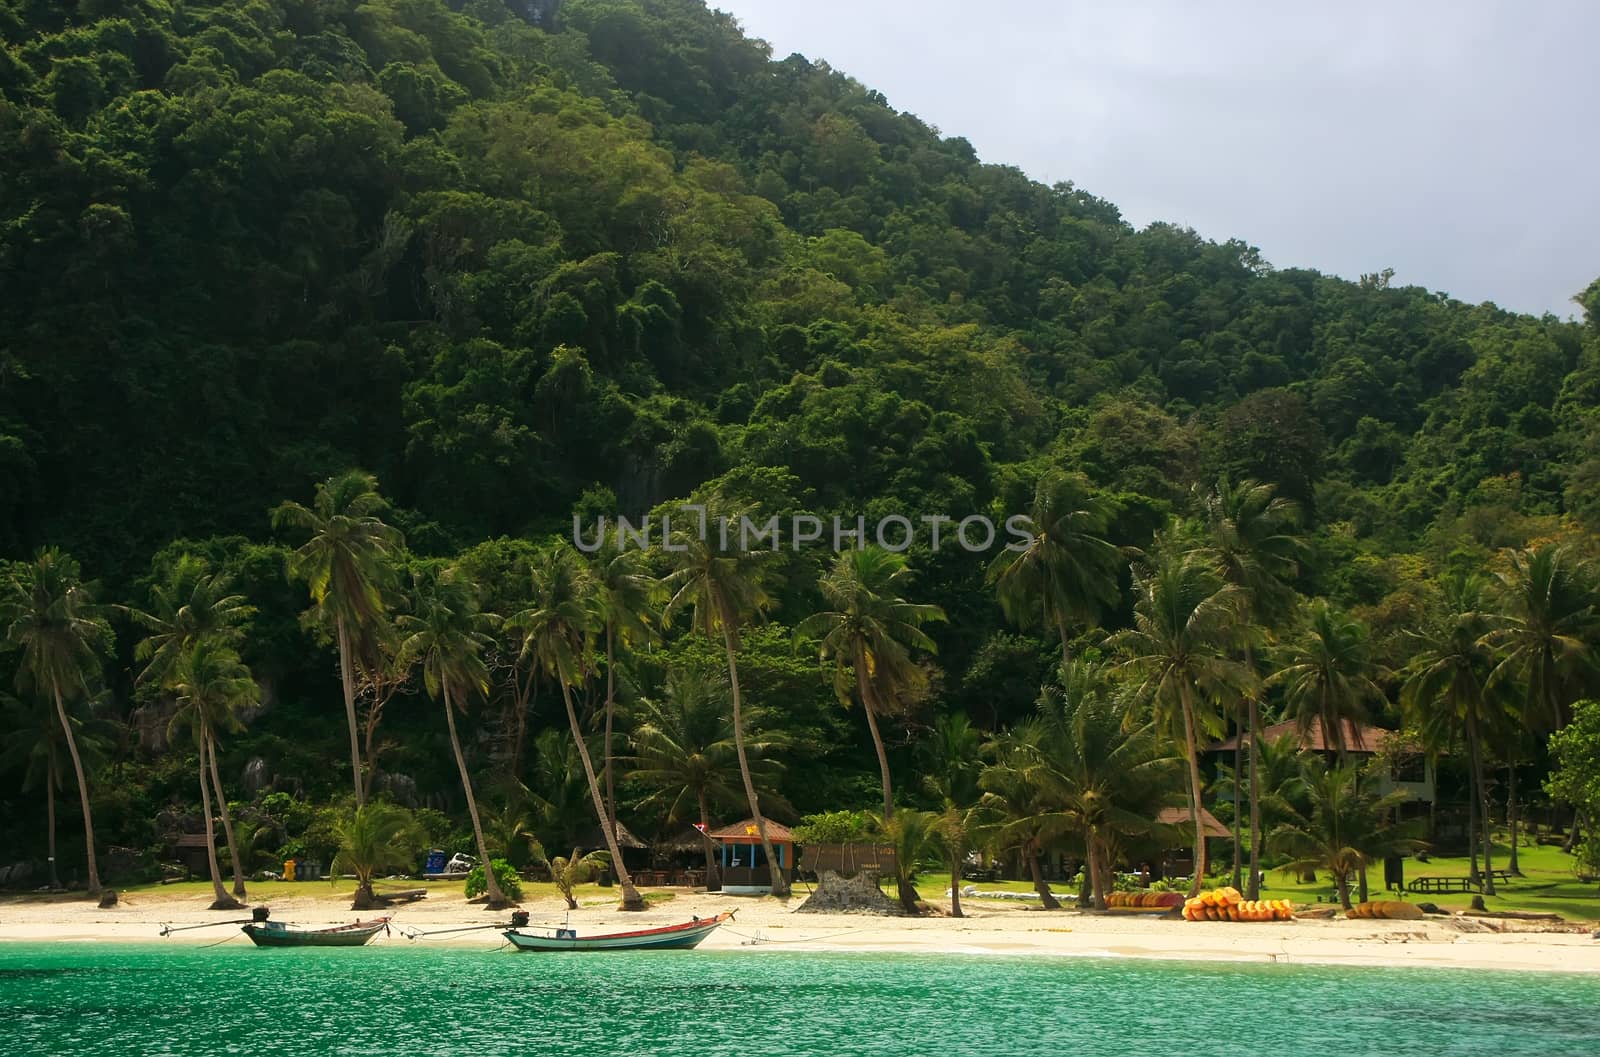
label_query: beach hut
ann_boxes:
[708,819,795,895]
[576,820,651,877]
[1149,805,1230,882]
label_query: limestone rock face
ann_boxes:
[795,869,904,915]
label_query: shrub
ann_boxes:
[465,858,523,900]
[793,810,873,844]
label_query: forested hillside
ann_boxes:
[2,0,1598,895]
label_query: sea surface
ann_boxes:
[1,941,1597,1056]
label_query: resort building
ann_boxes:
[708,819,796,895]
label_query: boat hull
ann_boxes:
[241,920,389,947]
[503,913,729,952]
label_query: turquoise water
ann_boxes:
[2,943,1598,1056]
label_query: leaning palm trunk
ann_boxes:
[53,683,100,895]
[1178,684,1209,897]
[207,732,246,899]
[721,624,789,897]
[1466,713,1496,895]
[1086,836,1106,910]
[1231,732,1244,891]
[442,687,508,907]
[1247,696,1263,899]
[336,618,365,806]
[46,757,61,889]
[697,789,719,889]
[1506,763,1521,875]
[198,736,241,909]
[948,843,964,918]
[1026,844,1059,909]
[857,668,918,910]
[603,624,618,843]
[559,680,645,910]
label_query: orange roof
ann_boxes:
[708,819,793,842]
[1155,805,1231,839]
[1207,719,1408,755]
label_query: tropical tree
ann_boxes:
[330,802,424,910]
[988,471,1122,666]
[540,845,612,910]
[1197,477,1302,897]
[1034,662,1185,909]
[1270,758,1425,910]
[664,501,790,897]
[1107,539,1250,895]
[1484,543,1599,871]
[526,727,593,850]
[629,667,786,888]
[1400,572,1514,894]
[589,545,661,842]
[918,713,983,917]
[976,728,1073,909]
[1270,601,1386,760]
[794,546,946,827]
[273,470,404,805]
[874,808,940,914]
[125,555,254,689]
[397,567,511,908]
[511,543,644,911]
[1,692,71,889]
[1,549,111,895]
[168,640,258,904]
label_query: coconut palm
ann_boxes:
[1270,601,1386,761]
[589,545,661,843]
[975,728,1074,909]
[1197,477,1302,897]
[526,727,592,850]
[1034,661,1185,909]
[664,501,790,897]
[794,546,946,826]
[511,543,645,911]
[273,470,404,805]
[396,567,511,908]
[1483,543,1599,732]
[988,471,1122,666]
[918,713,983,918]
[1,549,111,895]
[330,803,423,910]
[168,640,258,909]
[540,845,612,910]
[629,667,786,888]
[1107,539,1250,895]
[1,691,75,889]
[1400,572,1515,894]
[125,555,254,689]
[874,809,940,914]
[1270,758,1425,910]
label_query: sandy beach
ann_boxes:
[3,888,1596,973]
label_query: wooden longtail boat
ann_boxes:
[241,918,390,948]
[503,911,732,952]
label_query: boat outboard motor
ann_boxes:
[252,906,271,923]
[509,911,530,929]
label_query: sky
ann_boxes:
[712,1,1598,318]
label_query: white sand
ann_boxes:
[2,888,1595,972]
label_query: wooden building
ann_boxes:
[708,819,795,895]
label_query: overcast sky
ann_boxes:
[713,1,1598,317]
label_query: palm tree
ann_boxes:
[664,502,790,897]
[1270,601,1386,761]
[988,471,1122,666]
[1270,758,1425,910]
[1483,543,1599,871]
[540,845,612,910]
[125,555,254,689]
[1034,662,1185,909]
[874,809,940,914]
[168,641,258,909]
[526,727,592,849]
[330,803,423,909]
[1400,572,1514,894]
[918,713,982,917]
[511,544,645,911]
[1198,477,1302,898]
[396,567,512,908]
[1107,539,1250,895]
[976,728,1073,909]
[1,549,111,895]
[1,691,73,889]
[273,470,404,805]
[794,546,946,826]
[629,667,786,889]
[589,545,661,844]
[129,556,259,899]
